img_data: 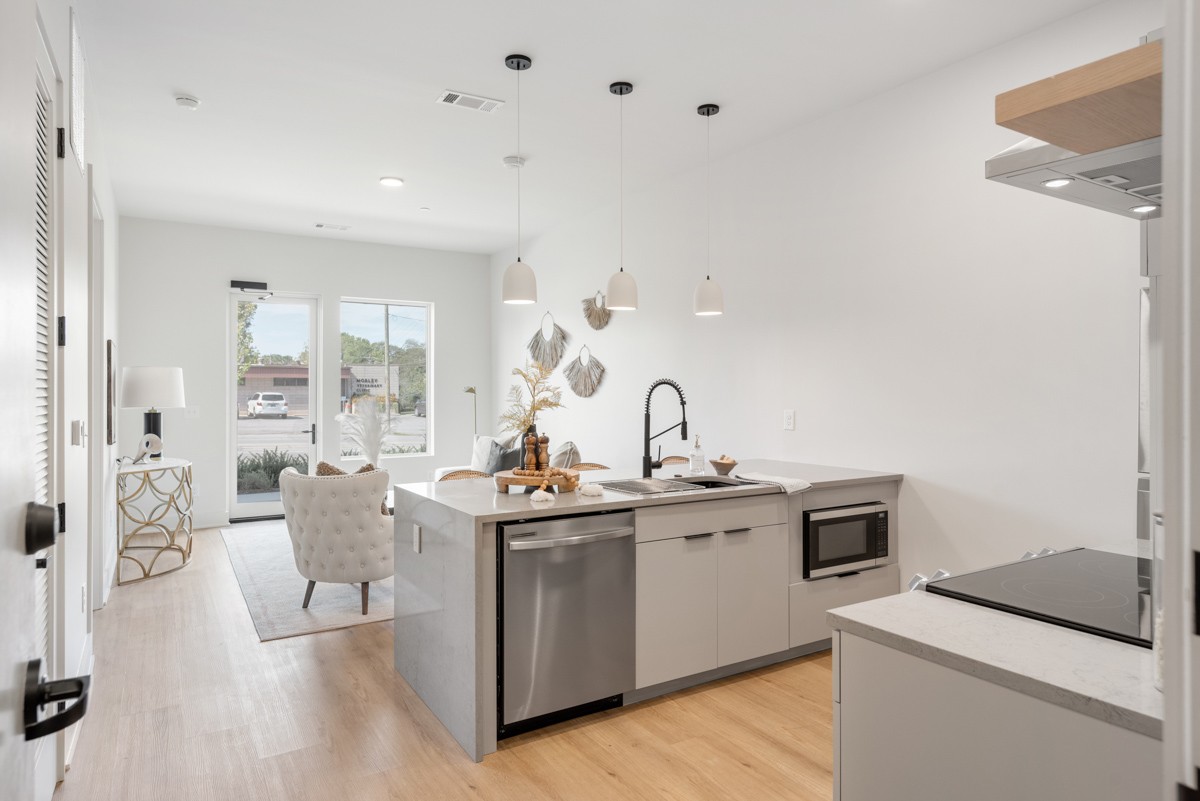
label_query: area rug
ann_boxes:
[221,522,395,641]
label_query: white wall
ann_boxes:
[490,0,1163,579]
[118,218,492,528]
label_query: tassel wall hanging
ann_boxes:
[582,291,611,330]
[527,311,569,369]
[564,345,606,397]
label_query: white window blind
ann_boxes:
[34,83,52,669]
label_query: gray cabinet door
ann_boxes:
[717,524,789,667]
[635,535,718,689]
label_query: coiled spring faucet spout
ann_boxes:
[643,379,688,478]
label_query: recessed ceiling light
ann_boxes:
[1041,177,1073,189]
[175,95,200,110]
[1130,203,1159,214]
[379,176,405,188]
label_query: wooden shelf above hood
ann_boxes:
[996,40,1162,155]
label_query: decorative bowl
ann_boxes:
[710,459,737,476]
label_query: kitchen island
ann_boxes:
[827,581,1162,800]
[393,461,901,760]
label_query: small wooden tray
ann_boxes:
[494,469,580,493]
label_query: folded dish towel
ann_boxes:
[736,472,812,494]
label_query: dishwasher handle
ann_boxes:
[508,526,635,551]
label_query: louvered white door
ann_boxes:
[34,76,53,666]
[32,67,58,801]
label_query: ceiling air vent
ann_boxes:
[437,90,503,114]
[314,222,350,231]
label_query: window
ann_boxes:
[273,377,308,387]
[340,299,431,458]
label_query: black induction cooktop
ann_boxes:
[926,548,1152,648]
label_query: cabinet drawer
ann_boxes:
[789,563,900,647]
[635,495,786,543]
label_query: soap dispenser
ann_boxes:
[689,435,705,476]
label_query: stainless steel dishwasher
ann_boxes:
[498,511,635,737]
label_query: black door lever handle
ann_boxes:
[24,659,90,741]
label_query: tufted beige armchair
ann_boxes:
[279,467,394,614]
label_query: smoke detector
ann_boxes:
[503,155,525,169]
[437,90,504,114]
[314,222,350,231]
[175,95,200,110]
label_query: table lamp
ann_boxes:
[120,366,186,459]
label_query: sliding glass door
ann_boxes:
[229,294,318,520]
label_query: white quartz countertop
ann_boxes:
[395,461,902,524]
[828,590,1162,739]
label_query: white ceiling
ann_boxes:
[78,0,1107,255]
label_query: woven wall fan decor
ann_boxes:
[564,345,606,398]
[527,311,569,369]
[582,291,611,330]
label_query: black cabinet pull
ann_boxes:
[24,659,90,741]
[725,528,752,535]
[684,532,714,540]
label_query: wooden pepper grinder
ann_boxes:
[524,433,538,472]
[537,435,550,471]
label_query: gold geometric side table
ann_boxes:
[116,457,193,585]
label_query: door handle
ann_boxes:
[24,659,90,741]
[24,502,57,555]
[301,423,317,445]
[508,527,635,550]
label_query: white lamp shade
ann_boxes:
[693,277,725,316]
[121,366,186,409]
[606,269,638,310]
[502,259,537,304]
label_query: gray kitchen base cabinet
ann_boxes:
[635,535,719,689]
[717,524,789,667]
[789,564,899,648]
[636,522,789,689]
[835,632,1161,801]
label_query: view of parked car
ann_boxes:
[247,392,289,418]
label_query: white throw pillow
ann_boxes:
[471,434,517,472]
[550,441,581,469]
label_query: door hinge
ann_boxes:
[56,128,65,159]
[1194,550,1200,636]
[57,316,65,347]
[57,502,65,534]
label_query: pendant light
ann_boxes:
[693,103,724,316]
[501,54,536,305]
[605,81,638,311]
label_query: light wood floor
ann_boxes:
[55,527,834,801]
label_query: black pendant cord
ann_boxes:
[619,88,624,273]
[516,65,522,261]
[705,110,710,281]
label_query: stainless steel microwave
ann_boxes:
[802,502,890,580]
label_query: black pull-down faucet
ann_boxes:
[643,379,688,478]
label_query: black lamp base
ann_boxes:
[143,411,163,459]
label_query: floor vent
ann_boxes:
[437,90,503,114]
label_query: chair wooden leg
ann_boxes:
[302,580,316,609]
[361,582,369,615]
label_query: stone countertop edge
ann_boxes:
[393,461,903,525]
[827,591,1163,740]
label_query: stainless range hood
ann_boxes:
[985,136,1162,220]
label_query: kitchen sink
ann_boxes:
[666,475,756,489]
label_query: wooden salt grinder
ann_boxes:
[537,435,550,471]
[524,434,538,471]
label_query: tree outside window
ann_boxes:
[340,300,430,458]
